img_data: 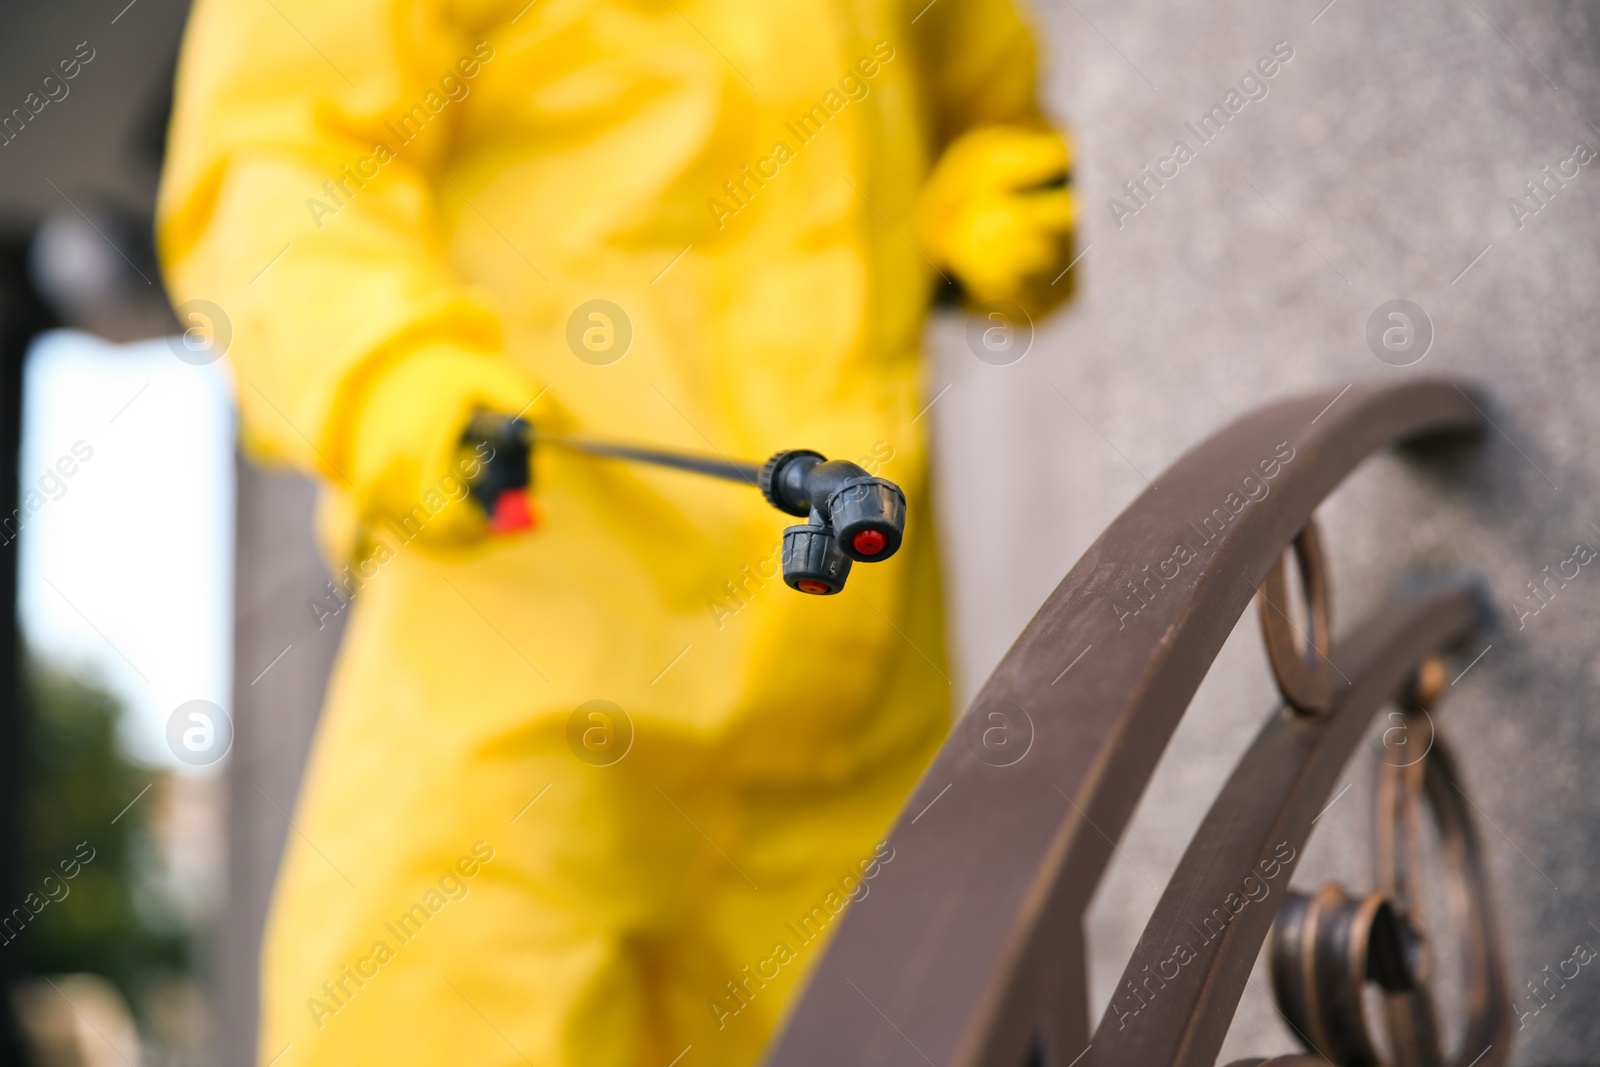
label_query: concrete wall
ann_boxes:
[929,0,1600,1061]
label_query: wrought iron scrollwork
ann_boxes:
[1269,657,1511,1067]
[1257,520,1333,715]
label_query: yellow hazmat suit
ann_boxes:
[158,1,1072,1064]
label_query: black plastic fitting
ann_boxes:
[760,449,826,516]
[759,450,907,564]
[461,413,534,518]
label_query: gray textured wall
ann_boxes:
[929,0,1600,1062]
[222,460,340,1067]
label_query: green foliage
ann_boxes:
[13,654,187,1004]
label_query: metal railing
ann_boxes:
[764,379,1506,1067]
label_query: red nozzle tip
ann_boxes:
[488,489,537,534]
[851,529,887,556]
[796,579,831,595]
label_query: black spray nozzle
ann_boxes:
[759,448,907,596]
[461,415,906,595]
[759,449,907,565]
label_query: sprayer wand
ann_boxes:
[462,413,906,595]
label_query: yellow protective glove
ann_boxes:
[919,124,1077,318]
[343,344,535,548]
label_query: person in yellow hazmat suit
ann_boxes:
[157,0,1075,1063]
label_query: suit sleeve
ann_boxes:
[156,0,534,547]
[910,0,1050,146]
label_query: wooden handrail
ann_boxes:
[763,379,1485,1067]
